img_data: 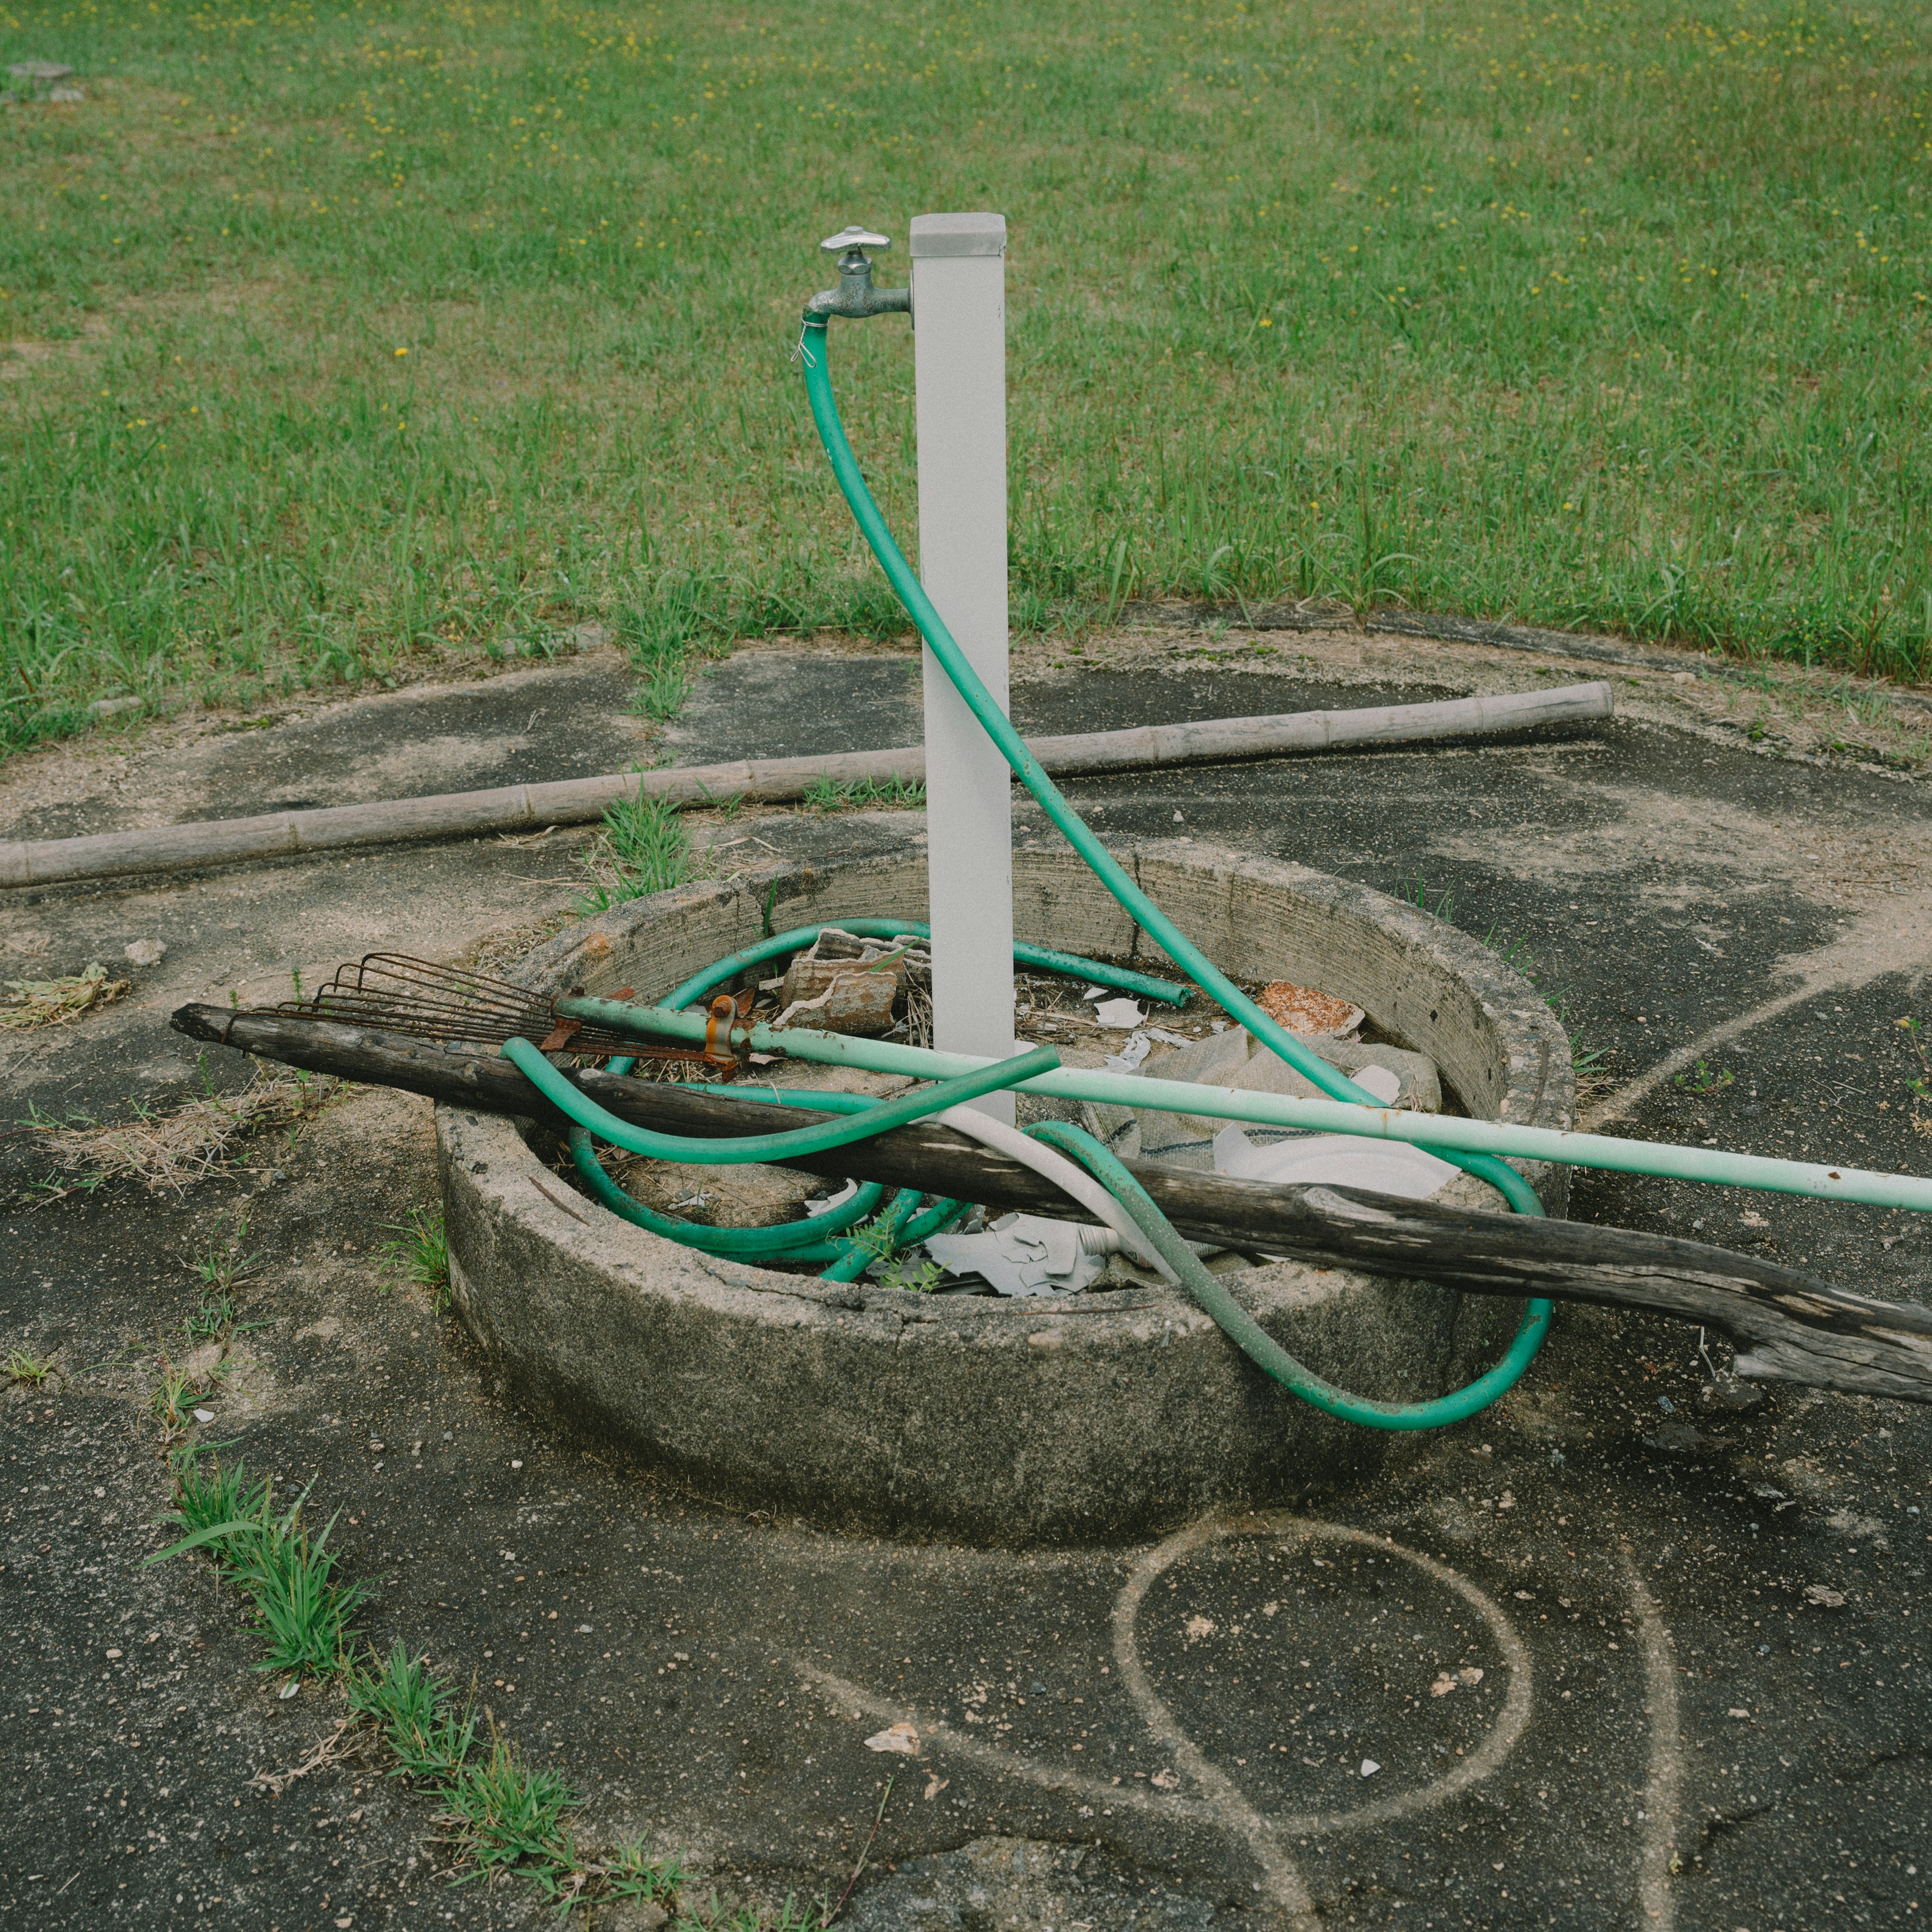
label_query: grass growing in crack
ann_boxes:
[6,1347,57,1386]
[577,785,691,913]
[186,1208,263,1297]
[149,1463,368,1676]
[376,1206,450,1306]
[1900,1017,1932,1136]
[347,1639,477,1783]
[151,1453,696,1915]
[1673,1060,1735,1096]
[1400,871,1457,923]
[184,1290,244,1344]
[1479,926,1542,986]
[442,1728,579,1891]
[147,1362,203,1436]
[802,774,927,815]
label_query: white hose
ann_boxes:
[932,1104,1176,1278]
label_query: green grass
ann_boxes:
[149,1460,370,1674]
[3,0,1929,759]
[348,1637,479,1781]
[5,1345,56,1385]
[577,785,691,910]
[375,1202,451,1303]
[152,1456,692,1913]
[802,772,926,813]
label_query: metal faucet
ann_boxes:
[805,226,911,320]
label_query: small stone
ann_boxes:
[1360,1758,1381,1778]
[47,86,84,102]
[124,939,166,968]
[10,61,74,82]
[864,1722,920,1754]
[105,1648,122,1659]
[1698,1376,1767,1415]
[1149,1769,1180,1790]
[1804,1583,1846,1609]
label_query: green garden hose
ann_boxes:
[1026,1121,1551,1431]
[508,310,1553,1435]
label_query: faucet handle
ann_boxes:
[821,225,891,256]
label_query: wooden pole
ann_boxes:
[4,683,1613,890]
[171,1001,1932,1404]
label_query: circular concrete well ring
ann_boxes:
[437,836,1572,1546]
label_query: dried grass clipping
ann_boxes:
[2,962,130,1030]
[39,1074,342,1194]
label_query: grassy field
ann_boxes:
[2,0,1929,758]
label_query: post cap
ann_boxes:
[821,226,890,254]
[910,212,1007,259]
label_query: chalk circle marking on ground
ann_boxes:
[791,1512,1530,1846]
[1113,1511,1534,1839]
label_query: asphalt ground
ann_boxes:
[3,625,1929,1930]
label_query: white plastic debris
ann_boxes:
[805,1178,860,1218]
[1104,1030,1154,1075]
[1091,996,1147,1029]
[1145,1026,1190,1047]
[923,1213,1119,1296]
[1211,1124,1460,1199]
[192,1408,215,1424]
[1360,1759,1381,1778]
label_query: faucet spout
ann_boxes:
[804,227,912,321]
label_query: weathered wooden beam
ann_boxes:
[171,1002,1932,1403]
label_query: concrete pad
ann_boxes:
[3,628,1929,1927]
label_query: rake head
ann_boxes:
[277,954,740,1070]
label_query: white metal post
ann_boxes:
[911,211,1013,1123]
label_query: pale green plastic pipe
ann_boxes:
[557,995,1932,1215]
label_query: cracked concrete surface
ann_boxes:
[3,627,1928,1929]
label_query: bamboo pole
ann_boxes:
[4,682,1613,890]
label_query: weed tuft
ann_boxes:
[1400,872,1456,923]
[802,773,927,815]
[348,1639,477,1782]
[6,1346,57,1386]
[577,785,690,912]
[148,1462,367,1676]
[376,1205,450,1306]
[1673,1060,1735,1096]
[441,1727,578,1889]
[187,1208,263,1297]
